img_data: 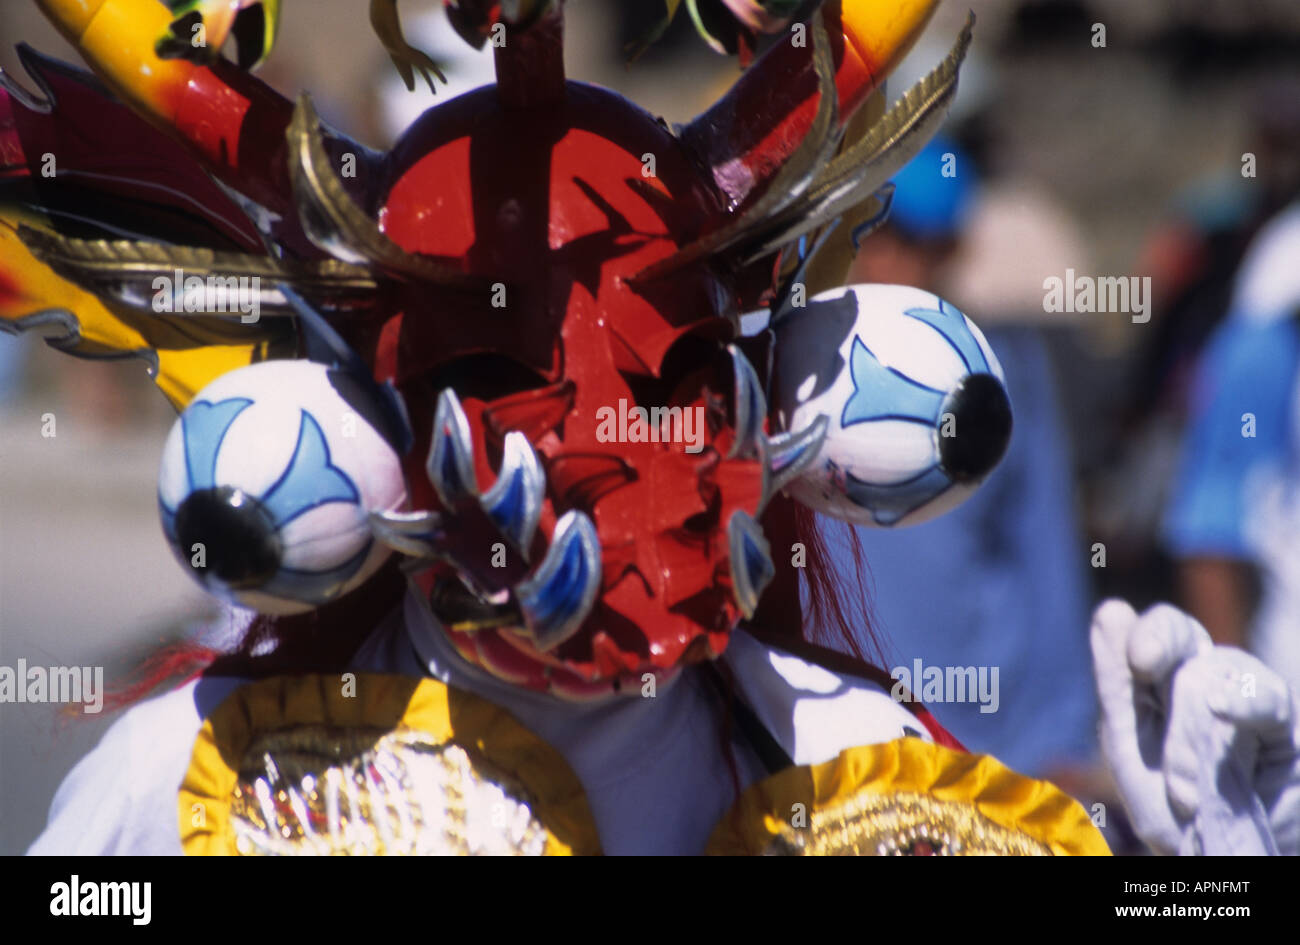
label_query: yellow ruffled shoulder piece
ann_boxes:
[179,673,601,856]
[706,737,1112,856]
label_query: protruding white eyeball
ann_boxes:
[157,360,407,614]
[771,284,1012,527]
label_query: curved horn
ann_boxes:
[743,14,975,263]
[287,94,484,288]
[33,0,298,212]
[15,224,375,318]
[679,0,940,209]
[631,10,840,284]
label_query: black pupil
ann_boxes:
[174,486,281,588]
[938,373,1013,484]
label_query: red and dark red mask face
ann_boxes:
[359,82,772,697]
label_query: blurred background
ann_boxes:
[3,0,1300,854]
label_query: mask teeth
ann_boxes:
[728,344,767,460]
[514,510,602,652]
[368,509,443,558]
[480,431,546,559]
[728,509,774,620]
[427,388,480,507]
[758,414,830,513]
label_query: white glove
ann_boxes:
[1090,599,1300,855]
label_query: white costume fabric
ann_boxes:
[29,586,931,856]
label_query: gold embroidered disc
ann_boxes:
[763,788,1051,856]
[180,674,600,856]
[707,737,1110,856]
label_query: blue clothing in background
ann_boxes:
[1164,315,1300,560]
[828,326,1097,775]
[0,334,27,401]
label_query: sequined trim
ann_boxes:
[765,788,1051,856]
[180,673,601,855]
[230,725,551,855]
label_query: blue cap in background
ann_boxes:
[887,134,975,240]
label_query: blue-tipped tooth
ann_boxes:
[728,344,767,460]
[728,509,775,620]
[369,509,443,559]
[514,510,602,652]
[758,414,829,512]
[480,431,545,559]
[427,388,480,507]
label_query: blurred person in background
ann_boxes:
[1130,80,1300,416]
[830,134,1100,781]
[1163,198,1300,689]
[1100,80,1300,610]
